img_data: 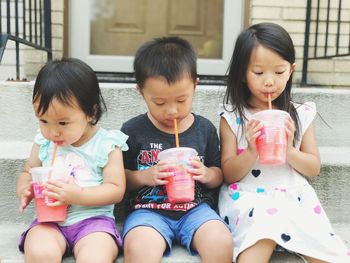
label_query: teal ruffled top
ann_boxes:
[34,128,128,226]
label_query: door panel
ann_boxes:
[70,0,243,75]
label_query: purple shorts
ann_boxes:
[19,215,122,256]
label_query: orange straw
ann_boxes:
[51,142,59,166]
[267,93,272,109]
[173,119,180,148]
[48,142,58,180]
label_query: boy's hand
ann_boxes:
[43,177,83,206]
[188,156,211,184]
[147,161,174,186]
[18,183,34,213]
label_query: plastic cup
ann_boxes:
[251,109,290,165]
[158,147,198,203]
[30,166,70,222]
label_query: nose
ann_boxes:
[49,128,60,139]
[264,76,273,87]
[166,104,178,116]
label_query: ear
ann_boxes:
[88,104,98,123]
[290,63,296,75]
[136,84,144,96]
[193,78,199,91]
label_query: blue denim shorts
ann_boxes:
[122,203,228,255]
[19,215,122,256]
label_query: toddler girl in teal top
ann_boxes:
[16,58,128,262]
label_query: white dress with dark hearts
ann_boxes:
[218,102,350,262]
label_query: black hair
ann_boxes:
[223,22,300,142]
[32,58,106,125]
[134,36,197,88]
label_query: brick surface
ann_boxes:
[334,59,350,73]
[251,7,282,19]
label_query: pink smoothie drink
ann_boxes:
[158,147,197,203]
[252,110,290,165]
[30,166,70,222]
[32,182,67,222]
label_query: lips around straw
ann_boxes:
[173,119,180,148]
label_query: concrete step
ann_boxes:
[1,81,350,147]
[1,141,349,225]
[1,82,349,262]
[1,222,349,263]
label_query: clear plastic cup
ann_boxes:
[158,147,198,203]
[251,109,290,165]
[30,166,70,222]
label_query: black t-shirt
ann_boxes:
[121,113,221,219]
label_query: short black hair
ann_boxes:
[33,57,106,125]
[134,36,197,88]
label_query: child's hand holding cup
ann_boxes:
[158,147,198,203]
[251,110,290,165]
[30,166,71,222]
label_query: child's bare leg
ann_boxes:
[192,220,233,263]
[124,226,167,263]
[303,256,327,263]
[74,232,118,263]
[24,224,66,263]
[237,239,276,263]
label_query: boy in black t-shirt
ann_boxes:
[121,36,232,262]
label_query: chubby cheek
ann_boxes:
[149,107,165,120]
[38,126,50,140]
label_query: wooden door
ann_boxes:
[90,0,223,59]
[69,0,243,74]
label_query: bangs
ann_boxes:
[33,71,74,116]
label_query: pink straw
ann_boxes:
[48,142,58,180]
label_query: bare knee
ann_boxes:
[24,225,65,263]
[238,239,276,263]
[25,245,62,263]
[76,253,117,263]
[192,220,233,262]
[75,244,118,263]
[74,232,118,263]
[124,227,166,262]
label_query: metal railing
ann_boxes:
[302,0,350,85]
[0,0,52,80]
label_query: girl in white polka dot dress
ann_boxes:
[219,22,349,263]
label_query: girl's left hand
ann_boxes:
[43,177,82,206]
[285,116,296,151]
[188,156,210,184]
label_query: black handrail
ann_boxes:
[302,0,350,85]
[0,0,52,80]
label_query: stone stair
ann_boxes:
[1,81,349,262]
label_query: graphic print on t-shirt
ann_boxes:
[133,146,197,211]
[137,148,160,170]
[136,147,168,203]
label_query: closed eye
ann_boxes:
[253,71,263,75]
[276,71,286,75]
[40,119,48,124]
